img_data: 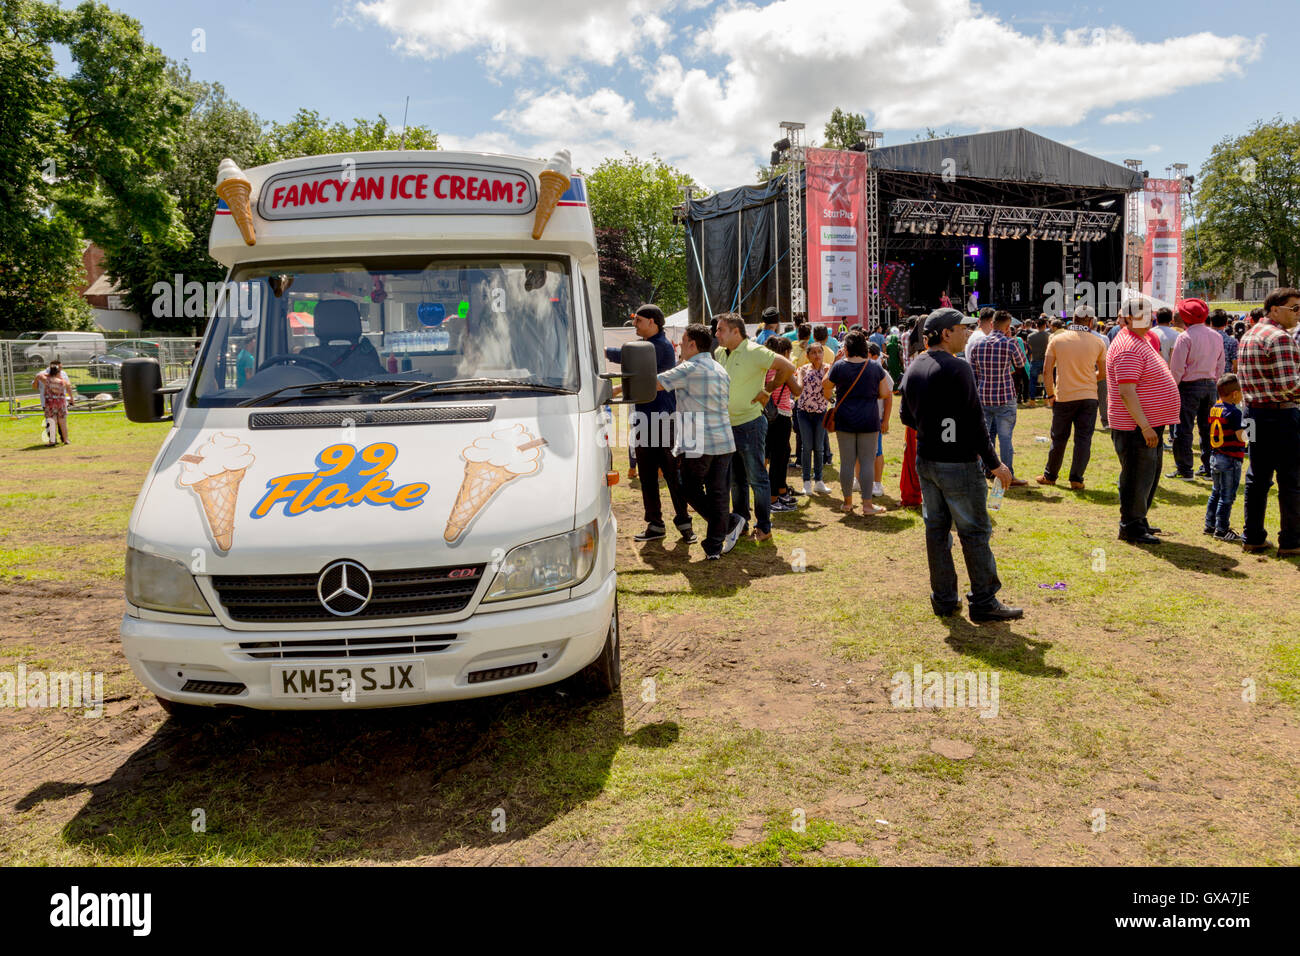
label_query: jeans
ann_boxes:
[983,402,1017,473]
[1026,360,1043,399]
[677,453,732,556]
[635,426,690,529]
[1042,398,1098,484]
[1242,406,1300,549]
[766,413,793,496]
[795,408,826,481]
[916,457,1003,612]
[836,431,877,499]
[1097,378,1108,427]
[1111,425,1165,538]
[1174,379,1217,475]
[1205,452,1242,533]
[730,415,772,533]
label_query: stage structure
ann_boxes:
[683,128,1145,328]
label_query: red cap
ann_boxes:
[1177,297,1209,325]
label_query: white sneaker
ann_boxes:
[852,477,861,492]
[814,480,831,494]
[872,481,884,497]
[802,481,813,495]
[722,514,747,554]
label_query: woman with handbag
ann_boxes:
[794,341,832,495]
[32,359,75,445]
[826,330,890,515]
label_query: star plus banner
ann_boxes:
[1141,178,1183,305]
[805,148,868,326]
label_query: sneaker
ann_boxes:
[1214,529,1242,542]
[787,461,801,472]
[778,492,797,506]
[722,514,747,553]
[1202,526,1216,536]
[705,552,721,560]
[814,480,831,494]
[852,477,861,492]
[1165,471,1196,481]
[679,531,698,544]
[802,481,813,495]
[872,482,884,497]
[770,498,796,513]
[676,522,695,541]
[634,524,666,541]
[1194,468,1211,478]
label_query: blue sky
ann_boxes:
[99,0,1289,191]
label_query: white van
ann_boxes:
[119,150,656,713]
[25,331,107,366]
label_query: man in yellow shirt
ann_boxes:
[714,312,800,543]
[1036,305,1107,489]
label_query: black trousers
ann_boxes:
[1042,398,1098,484]
[636,434,690,529]
[1243,406,1300,550]
[1111,424,1165,538]
[1173,379,1216,476]
[677,453,732,556]
[765,413,793,495]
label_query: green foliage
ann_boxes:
[912,126,956,142]
[1195,116,1300,288]
[254,109,438,164]
[585,153,705,319]
[823,107,867,151]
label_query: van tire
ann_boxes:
[571,600,621,698]
[155,694,212,722]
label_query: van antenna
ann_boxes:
[400,95,410,149]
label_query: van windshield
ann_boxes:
[191,256,579,406]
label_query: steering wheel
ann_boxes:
[260,353,341,378]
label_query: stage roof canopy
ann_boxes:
[868,128,1143,192]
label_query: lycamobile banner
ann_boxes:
[804,148,868,326]
[1142,178,1183,305]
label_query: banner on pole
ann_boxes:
[1141,178,1183,304]
[805,148,868,326]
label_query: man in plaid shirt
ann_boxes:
[967,310,1028,486]
[1236,286,1300,556]
[656,324,737,559]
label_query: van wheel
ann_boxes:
[571,601,621,698]
[155,694,212,722]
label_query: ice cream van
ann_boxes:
[119,149,657,714]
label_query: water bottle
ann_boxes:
[988,477,1005,511]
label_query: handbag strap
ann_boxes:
[838,361,869,402]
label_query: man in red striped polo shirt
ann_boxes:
[1237,286,1300,556]
[1107,298,1181,543]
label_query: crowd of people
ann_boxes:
[606,287,1300,619]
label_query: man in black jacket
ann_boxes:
[899,308,1023,622]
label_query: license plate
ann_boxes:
[270,661,425,699]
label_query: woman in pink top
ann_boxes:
[32,360,75,444]
[794,343,832,494]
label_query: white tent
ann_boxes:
[664,308,689,327]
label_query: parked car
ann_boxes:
[89,344,157,379]
[23,331,107,367]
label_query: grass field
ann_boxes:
[1,407,1298,866]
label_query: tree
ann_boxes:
[1195,116,1300,288]
[911,126,955,142]
[102,63,262,331]
[0,0,187,332]
[823,108,867,151]
[255,109,438,164]
[585,153,705,319]
[594,227,652,324]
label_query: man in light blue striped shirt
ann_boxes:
[656,324,738,557]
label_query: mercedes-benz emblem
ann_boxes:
[317,560,373,617]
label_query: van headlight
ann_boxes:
[125,548,213,615]
[482,520,598,602]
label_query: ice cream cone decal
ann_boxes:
[178,433,255,552]
[445,424,545,543]
[215,158,256,246]
[532,149,572,240]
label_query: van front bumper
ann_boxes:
[121,571,616,710]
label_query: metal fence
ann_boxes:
[1,337,201,416]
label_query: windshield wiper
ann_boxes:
[380,379,574,403]
[237,380,425,407]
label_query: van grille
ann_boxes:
[248,406,495,429]
[211,565,485,624]
[235,635,457,660]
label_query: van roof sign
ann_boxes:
[256,161,537,220]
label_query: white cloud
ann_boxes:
[350,0,678,72]
[361,0,1262,189]
[1101,109,1153,124]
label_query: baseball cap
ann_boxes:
[1176,297,1209,325]
[924,307,978,335]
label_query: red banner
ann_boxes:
[804,148,868,328]
[1141,178,1183,305]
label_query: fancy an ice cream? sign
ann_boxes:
[256,162,538,220]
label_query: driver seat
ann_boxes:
[298,299,384,378]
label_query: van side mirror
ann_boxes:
[614,340,658,405]
[122,358,171,423]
